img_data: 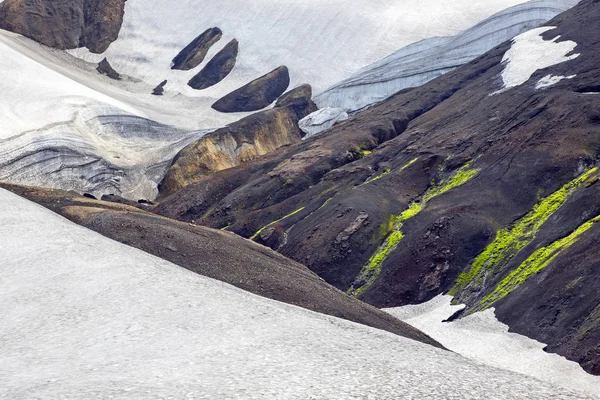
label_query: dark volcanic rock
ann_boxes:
[96,58,121,80]
[212,66,290,113]
[0,183,443,350]
[155,0,600,374]
[152,80,167,96]
[171,27,222,71]
[275,84,318,122]
[0,0,126,53]
[188,39,238,90]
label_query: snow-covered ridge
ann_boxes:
[315,0,578,112]
[0,189,593,399]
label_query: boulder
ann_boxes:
[96,58,121,80]
[188,39,238,90]
[152,80,168,96]
[171,27,222,71]
[0,0,126,53]
[212,66,290,113]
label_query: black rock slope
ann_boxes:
[156,0,600,374]
[0,183,442,350]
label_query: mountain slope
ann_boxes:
[155,0,600,374]
[0,182,439,346]
[0,188,592,399]
[315,0,578,112]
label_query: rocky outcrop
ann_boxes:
[0,0,126,53]
[96,58,120,80]
[171,27,222,71]
[0,182,442,349]
[152,80,167,95]
[158,87,316,198]
[212,66,290,113]
[154,0,600,374]
[188,39,238,90]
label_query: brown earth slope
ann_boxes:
[0,182,442,350]
[155,0,600,374]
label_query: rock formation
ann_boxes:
[154,0,600,374]
[159,87,317,198]
[188,39,238,90]
[212,66,290,113]
[0,0,126,53]
[152,80,167,95]
[96,58,121,80]
[171,27,222,71]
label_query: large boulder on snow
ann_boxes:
[212,66,290,113]
[299,107,349,138]
[188,39,238,90]
[172,27,222,71]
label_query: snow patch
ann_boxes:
[497,26,579,91]
[535,74,576,89]
[386,295,600,397]
[299,107,349,139]
[0,191,593,399]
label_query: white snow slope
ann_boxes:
[69,0,535,97]
[316,0,578,112]
[387,295,600,398]
[0,189,595,399]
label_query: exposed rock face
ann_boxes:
[0,0,126,53]
[152,80,167,95]
[212,66,290,113]
[96,58,120,80]
[0,183,442,349]
[171,27,222,71]
[154,0,600,374]
[188,39,238,90]
[158,98,315,198]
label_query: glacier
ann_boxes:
[0,188,595,399]
[315,0,579,112]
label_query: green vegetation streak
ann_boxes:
[450,167,598,299]
[478,214,600,310]
[350,161,480,297]
[250,207,306,241]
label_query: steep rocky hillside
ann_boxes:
[156,0,600,374]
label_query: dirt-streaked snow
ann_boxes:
[387,295,600,398]
[498,26,579,90]
[0,189,595,399]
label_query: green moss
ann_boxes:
[450,167,598,299]
[249,207,306,241]
[359,150,373,158]
[478,214,600,310]
[350,161,480,297]
[401,157,420,171]
[220,223,232,231]
[359,168,391,187]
